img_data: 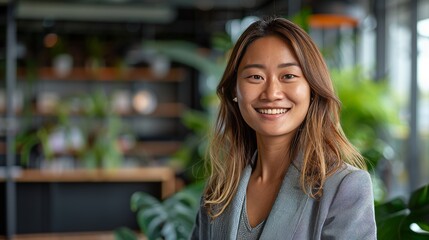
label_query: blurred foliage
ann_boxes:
[143,40,226,183]
[16,90,126,169]
[76,90,123,169]
[375,184,429,239]
[331,67,399,171]
[115,181,204,240]
[290,7,311,32]
[173,110,210,182]
[114,227,138,240]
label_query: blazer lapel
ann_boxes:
[211,165,252,239]
[259,158,310,239]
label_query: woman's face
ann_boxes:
[235,35,311,139]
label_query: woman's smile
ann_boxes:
[256,108,290,115]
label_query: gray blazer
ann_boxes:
[190,156,377,240]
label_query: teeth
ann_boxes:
[258,108,288,115]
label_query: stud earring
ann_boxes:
[233,97,238,102]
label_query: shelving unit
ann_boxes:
[0,62,193,234]
[1,1,200,237]
[16,67,187,82]
[1,64,193,166]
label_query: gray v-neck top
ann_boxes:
[237,197,266,240]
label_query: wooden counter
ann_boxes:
[0,167,176,198]
[0,167,177,235]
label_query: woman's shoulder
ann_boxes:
[323,163,372,195]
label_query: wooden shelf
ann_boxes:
[0,102,186,119]
[128,141,182,157]
[1,140,181,159]
[149,102,185,118]
[17,67,187,82]
[0,167,176,198]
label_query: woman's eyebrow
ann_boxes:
[241,64,265,70]
[241,62,300,71]
[278,62,300,68]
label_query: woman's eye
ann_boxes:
[283,74,296,79]
[249,75,263,80]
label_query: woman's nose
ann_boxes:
[262,78,284,101]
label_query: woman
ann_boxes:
[191,17,376,239]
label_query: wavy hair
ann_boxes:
[204,17,365,219]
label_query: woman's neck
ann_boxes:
[254,135,294,182]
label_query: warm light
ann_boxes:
[309,14,359,29]
[132,90,157,115]
[44,33,58,48]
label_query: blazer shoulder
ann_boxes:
[323,164,372,197]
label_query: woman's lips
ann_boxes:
[256,108,290,115]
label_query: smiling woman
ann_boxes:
[190,17,377,240]
[236,35,311,139]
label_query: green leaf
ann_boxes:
[162,222,177,240]
[113,227,138,240]
[181,110,210,134]
[377,210,408,240]
[130,182,204,240]
[409,184,429,211]
[407,184,429,229]
[137,210,164,240]
[166,201,195,223]
[290,8,311,32]
[401,223,429,240]
[418,222,429,232]
[375,197,407,222]
[131,192,161,212]
[18,134,40,166]
[211,32,233,52]
[140,205,166,222]
[146,212,168,239]
[173,218,194,239]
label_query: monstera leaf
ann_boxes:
[115,182,204,240]
[376,184,429,239]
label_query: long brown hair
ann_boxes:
[204,17,365,219]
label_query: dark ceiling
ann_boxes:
[1,0,373,48]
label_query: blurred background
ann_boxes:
[1,0,428,239]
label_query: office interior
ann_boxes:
[1,0,429,239]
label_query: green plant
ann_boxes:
[331,67,399,171]
[173,110,211,182]
[115,181,204,240]
[114,227,139,240]
[74,90,123,168]
[375,184,429,239]
[16,90,126,169]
